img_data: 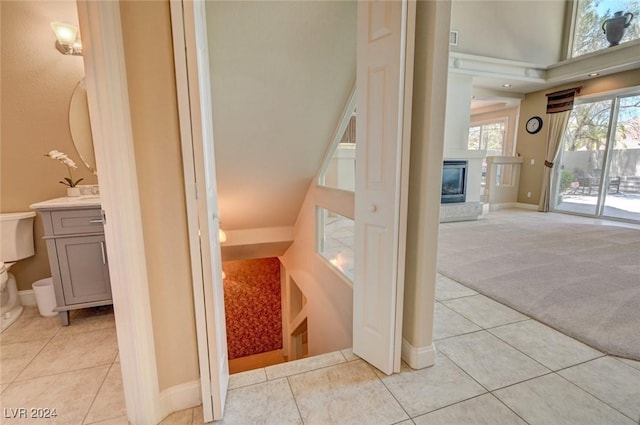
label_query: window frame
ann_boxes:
[317,87,357,191]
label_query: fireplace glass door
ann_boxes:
[442,161,467,204]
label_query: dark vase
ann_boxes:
[602,11,634,47]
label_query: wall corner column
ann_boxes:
[402,0,451,370]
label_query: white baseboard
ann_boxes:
[401,338,435,370]
[488,202,538,212]
[159,379,202,420]
[18,290,37,306]
[516,202,538,211]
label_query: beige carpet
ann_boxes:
[437,209,640,361]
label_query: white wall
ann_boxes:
[450,0,567,65]
[279,184,354,356]
[443,73,484,203]
[444,73,473,152]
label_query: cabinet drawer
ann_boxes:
[51,209,104,235]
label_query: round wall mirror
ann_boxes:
[69,79,97,174]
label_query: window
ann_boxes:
[316,207,354,281]
[318,112,356,192]
[468,119,507,192]
[467,120,505,155]
[571,0,640,58]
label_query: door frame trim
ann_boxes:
[170,1,230,421]
[169,0,216,422]
[77,1,162,423]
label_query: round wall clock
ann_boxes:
[526,116,543,134]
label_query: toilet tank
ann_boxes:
[0,212,36,263]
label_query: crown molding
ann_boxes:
[451,40,640,93]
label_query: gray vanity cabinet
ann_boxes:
[37,205,112,325]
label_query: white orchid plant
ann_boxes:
[45,150,84,188]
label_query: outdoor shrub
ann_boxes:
[560,169,574,192]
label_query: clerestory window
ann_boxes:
[571,0,639,58]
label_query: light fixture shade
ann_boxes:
[51,21,77,45]
[50,21,82,55]
[219,229,227,243]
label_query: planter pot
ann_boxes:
[67,187,81,197]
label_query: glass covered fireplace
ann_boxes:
[441,160,467,204]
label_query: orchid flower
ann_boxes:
[45,150,84,187]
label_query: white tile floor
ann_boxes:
[0,306,126,425]
[160,272,640,425]
[3,274,640,425]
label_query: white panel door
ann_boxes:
[172,1,229,421]
[353,0,415,375]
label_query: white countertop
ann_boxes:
[30,196,101,210]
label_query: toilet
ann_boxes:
[0,211,36,332]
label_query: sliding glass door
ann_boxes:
[553,91,640,222]
[602,94,640,220]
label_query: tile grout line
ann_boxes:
[264,355,347,381]
[369,363,412,423]
[434,348,493,394]
[439,299,531,332]
[12,362,116,384]
[483,328,559,373]
[410,392,533,425]
[553,367,640,423]
[6,335,56,384]
[488,391,534,425]
[80,362,113,425]
[190,405,196,425]
[611,356,640,372]
[285,376,306,425]
[436,342,562,398]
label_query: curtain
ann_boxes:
[538,87,580,212]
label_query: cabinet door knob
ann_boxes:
[89,219,105,224]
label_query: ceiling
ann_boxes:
[205,1,356,231]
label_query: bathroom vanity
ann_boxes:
[30,197,111,325]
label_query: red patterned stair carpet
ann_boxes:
[222,257,283,360]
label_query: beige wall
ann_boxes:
[280,185,354,355]
[517,69,640,204]
[0,0,98,291]
[119,1,199,392]
[403,0,450,355]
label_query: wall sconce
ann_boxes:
[50,21,82,56]
[218,229,227,243]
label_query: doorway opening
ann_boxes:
[222,257,285,374]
